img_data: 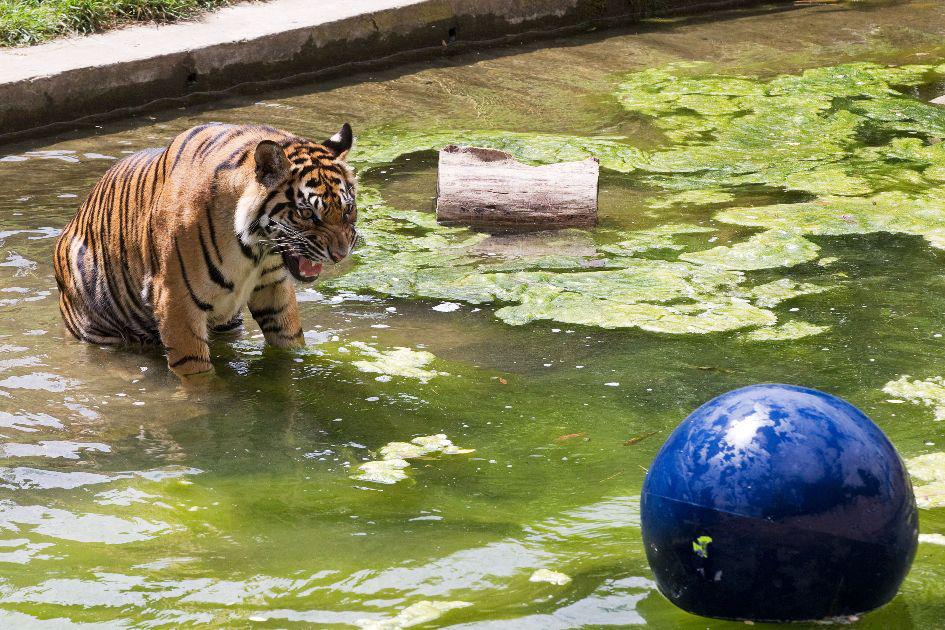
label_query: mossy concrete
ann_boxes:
[0,0,780,144]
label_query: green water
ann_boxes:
[3,2,945,627]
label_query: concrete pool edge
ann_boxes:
[0,0,789,145]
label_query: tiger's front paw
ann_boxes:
[168,354,214,378]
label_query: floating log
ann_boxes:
[436,145,598,230]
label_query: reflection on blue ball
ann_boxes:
[641,384,918,622]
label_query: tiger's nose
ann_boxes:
[329,248,346,263]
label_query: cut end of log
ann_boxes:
[436,145,599,231]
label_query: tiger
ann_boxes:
[53,122,358,377]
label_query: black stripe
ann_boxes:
[197,127,238,159]
[196,125,243,158]
[214,145,250,173]
[204,210,224,263]
[260,263,284,276]
[295,164,318,178]
[169,355,212,369]
[171,123,218,171]
[250,304,286,320]
[212,318,243,333]
[253,276,286,292]
[198,227,234,291]
[238,238,260,263]
[174,239,213,311]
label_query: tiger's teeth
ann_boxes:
[298,258,322,278]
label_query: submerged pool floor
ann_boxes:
[2,1,945,627]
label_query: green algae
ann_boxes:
[328,61,945,334]
[680,230,820,271]
[883,375,945,421]
[746,279,833,308]
[330,185,830,333]
[740,320,829,342]
[905,452,945,510]
[645,190,735,208]
[692,535,713,559]
[495,291,776,333]
[351,434,474,485]
[600,223,714,256]
[348,342,446,382]
[610,61,945,246]
[352,129,648,173]
[716,192,945,250]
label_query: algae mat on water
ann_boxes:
[328,62,945,335]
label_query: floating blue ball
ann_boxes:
[641,384,918,622]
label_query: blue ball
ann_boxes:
[641,384,918,622]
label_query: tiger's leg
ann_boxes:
[249,276,304,348]
[211,312,244,337]
[153,277,214,377]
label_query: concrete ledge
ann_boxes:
[0,0,783,144]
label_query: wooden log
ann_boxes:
[435,145,598,230]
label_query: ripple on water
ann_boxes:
[0,538,55,564]
[0,252,37,274]
[0,501,175,544]
[0,411,63,433]
[0,441,110,460]
[0,372,79,393]
[0,288,49,307]
[0,609,119,628]
[0,227,62,244]
[338,496,643,598]
[0,467,113,490]
[0,466,200,490]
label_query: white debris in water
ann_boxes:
[883,375,945,421]
[355,600,471,629]
[378,442,427,460]
[349,342,447,382]
[432,302,461,313]
[350,459,411,485]
[905,452,945,509]
[604,382,620,387]
[351,434,474,485]
[529,569,572,585]
[412,434,475,455]
[919,533,945,546]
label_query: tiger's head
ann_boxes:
[252,123,358,283]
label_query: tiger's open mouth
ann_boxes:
[282,252,323,283]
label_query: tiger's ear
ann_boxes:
[322,123,353,160]
[254,140,289,187]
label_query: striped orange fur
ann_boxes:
[54,122,357,377]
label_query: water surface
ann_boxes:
[2,1,945,627]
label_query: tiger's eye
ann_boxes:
[296,207,314,220]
